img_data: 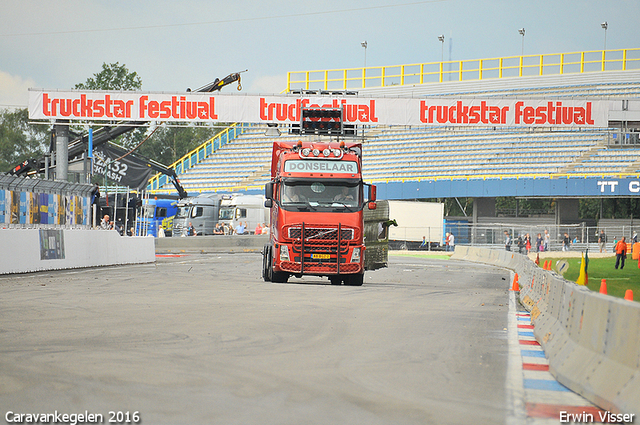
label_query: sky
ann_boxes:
[1,0,638,109]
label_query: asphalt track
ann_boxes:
[0,253,514,425]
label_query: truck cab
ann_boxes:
[262,140,376,285]
[218,194,270,234]
[172,194,221,236]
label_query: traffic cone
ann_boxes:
[624,289,634,301]
[545,260,550,270]
[599,279,607,295]
[510,273,519,291]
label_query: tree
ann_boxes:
[0,108,49,172]
[75,62,144,152]
[74,62,142,91]
[137,125,219,166]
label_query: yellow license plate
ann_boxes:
[312,253,331,260]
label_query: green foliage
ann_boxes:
[74,62,142,91]
[137,125,220,166]
[0,108,49,172]
[75,62,144,151]
[579,198,640,220]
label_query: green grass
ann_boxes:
[542,257,639,301]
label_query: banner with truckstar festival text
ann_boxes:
[28,89,610,128]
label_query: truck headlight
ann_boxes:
[350,247,361,262]
[280,244,290,261]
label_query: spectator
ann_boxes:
[598,230,607,253]
[633,231,638,244]
[100,214,113,230]
[448,232,455,252]
[504,231,511,251]
[544,229,550,252]
[444,233,450,251]
[261,223,269,235]
[255,223,263,235]
[187,222,196,236]
[420,236,427,249]
[213,223,224,235]
[525,233,531,254]
[235,221,247,235]
[536,233,543,252]
[562,233,570,251]
[615,237,627,270]
[517,235,525,254]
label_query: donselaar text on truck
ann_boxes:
[262,139,377,285]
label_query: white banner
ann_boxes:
[28,89,609,127]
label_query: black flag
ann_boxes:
[92,144,152,190]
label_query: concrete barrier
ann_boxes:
[451,245,640,416]
[0,229,155,275]
[155,234,267,254]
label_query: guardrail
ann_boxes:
[451,245,640,416]
[287,48,640,92]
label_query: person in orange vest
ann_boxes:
[615,237,627,270]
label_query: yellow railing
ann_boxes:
[287,48,640,92]
[146,123,245,192]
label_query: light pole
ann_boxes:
[601,21,608,50]
[438,35,445,63]
[518,28,525,57]
[361,41,368,68]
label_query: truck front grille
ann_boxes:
[280,261,361,274]
[288,226,355,241]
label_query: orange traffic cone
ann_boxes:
[624,289,634,301]
[510,273,520,291]
[599,279,607,295]
[545,260,550,270]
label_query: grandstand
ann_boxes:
[147,48,640,201]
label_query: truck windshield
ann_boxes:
[281,179,361,212]
[142,205,155,219]
[219,207,234,220]
[175,206,190,219]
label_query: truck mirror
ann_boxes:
[368,184,377,202]
[265,182,274,199]
[265,199,273,208]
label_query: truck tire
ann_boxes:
[329,276,342,285]
[271,270,289,283]
[262,245,271,282]
[344,273,364,286]
[265,244,289,283]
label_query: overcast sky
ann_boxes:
[1,0,637,108]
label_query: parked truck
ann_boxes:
[218,194,269,234]
[262,140,378,286]
[137,197,178,237]
[172,193,221,236]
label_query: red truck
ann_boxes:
[262,140,377,285]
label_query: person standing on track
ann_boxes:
[615,237,627,270]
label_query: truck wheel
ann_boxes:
[262,245,271,282]
[271,271,289,283]
[329,276,342,285]
[345,274,364,286]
